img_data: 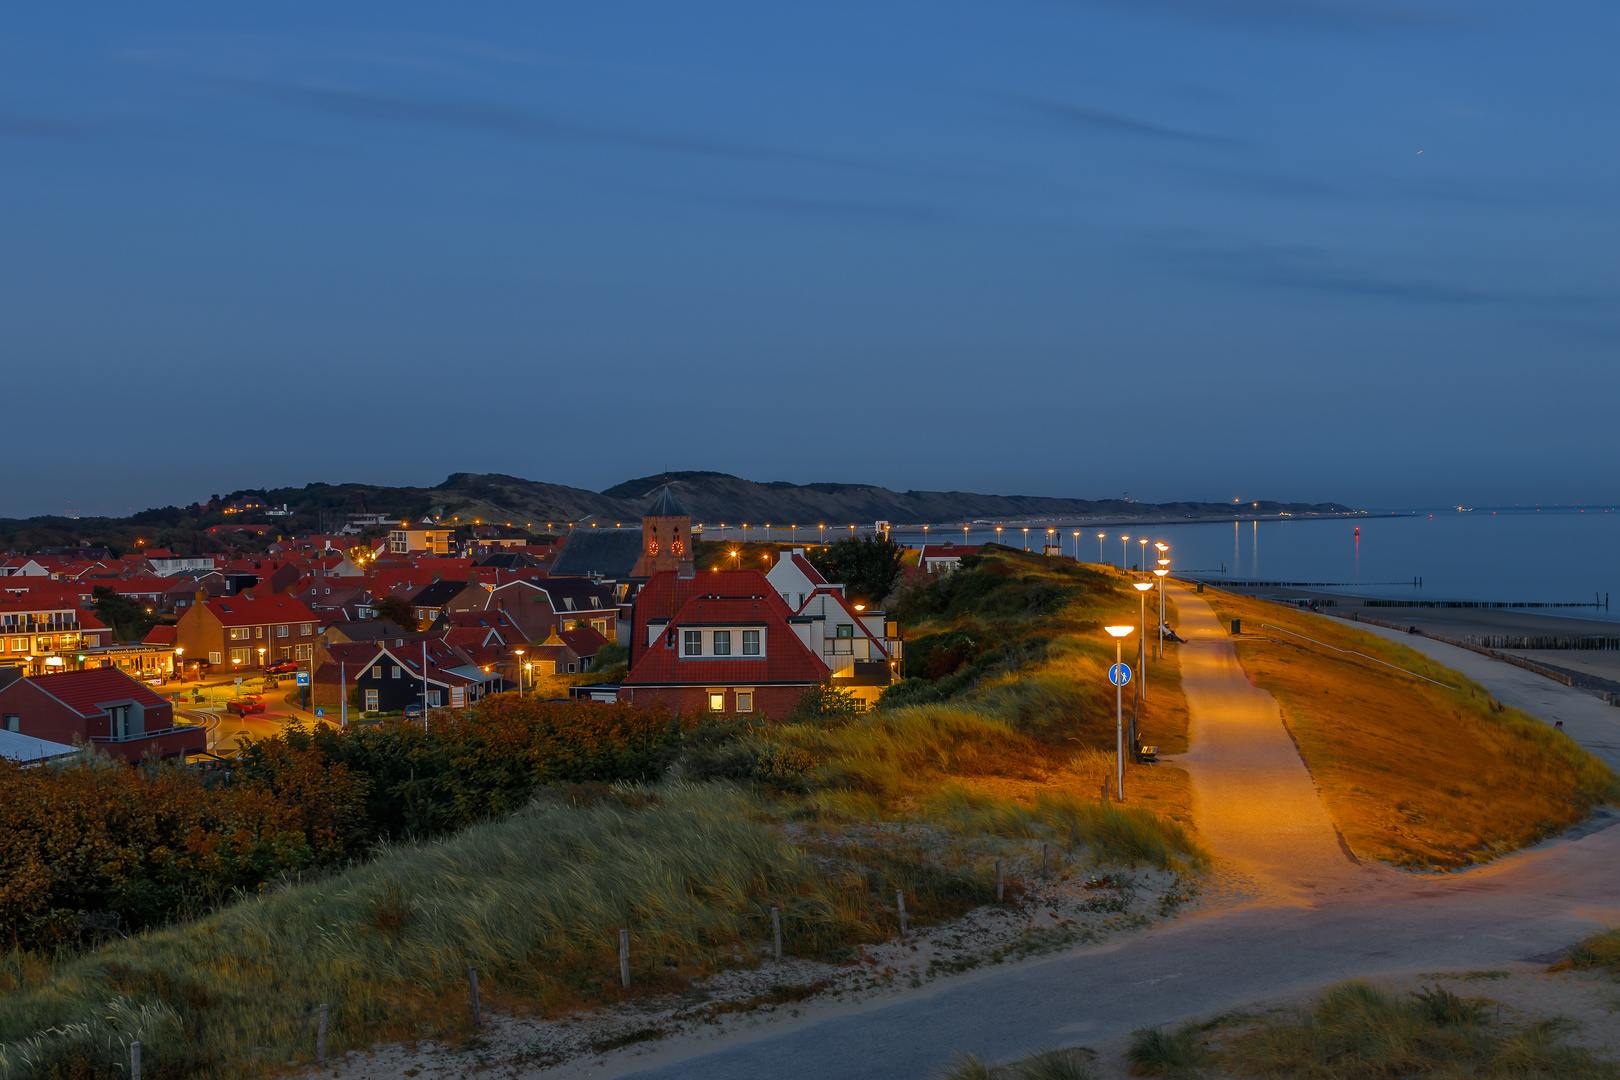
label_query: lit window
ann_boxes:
[742,631,760,656]
[683,631,702,656]
[708,691,725,712]
[373,666,382,679]
[301,623,314,636]
[735,692,753,712]
[713,631,731,656]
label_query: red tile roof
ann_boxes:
[24,668,171,717]
[205,593,316,627]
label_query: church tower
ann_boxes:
[631,484,692,577]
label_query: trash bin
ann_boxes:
[1230,619,1241,635]
[1196,582,1204,593]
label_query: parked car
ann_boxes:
[265,661,301,675]
[402,703,424,720]
[226,698,267,717]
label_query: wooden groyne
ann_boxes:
[1463,635,1620,651]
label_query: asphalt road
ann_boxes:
[599,587,1620,1080]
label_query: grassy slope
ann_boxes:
[1201,589,1617,869]
[796,546,1195,832]
[0,786,873,1079]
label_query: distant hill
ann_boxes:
[0,471,1354,553]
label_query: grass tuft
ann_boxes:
[936,1047,1098,1080]
[1126,1021,1208,1075]
[1555,927,1620,979]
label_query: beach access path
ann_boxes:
[554,585,1620,1080]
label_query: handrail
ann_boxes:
[1257,623,1457,690]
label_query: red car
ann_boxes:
[265,661,301,675]
[226,698,267,716]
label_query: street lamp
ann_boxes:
[995,526,1003,545]
[1154,567,1170,659]
[1097,532,1106,562]
[819,523,826,545]
[1047,527,1056,552]
[1072,530,1081,560]
[174,646,184,679]
[514,648,525,696]
[1104,625,1135,801]
[1022,526,1029,550]
[1132,581,1153,701]
[1156,543,1171,658]
[1138,538,1149,572]
[1120,535,1130,569]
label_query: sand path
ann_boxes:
[1172,586,1391,904]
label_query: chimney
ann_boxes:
[678,561,696,579]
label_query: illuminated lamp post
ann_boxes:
[1156,543,1171,657]
[174,646,184,680]
[1138,537,1149,573]
[1047,527,1056,553]
[514,648,525,696]
[1097,532,1106,562]
[995,526,1003,545]
[1120,535,1130,569]
[1022,526,1029,550]
[819,523,826,545]
[1154,566,1170,659]
[1104,625,1135,800]
[1072,530,1081,560]
[1132,581,1153,701]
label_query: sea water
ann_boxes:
[896,509,1620,617]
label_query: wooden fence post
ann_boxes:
[130,1042,140,1080]
[771,907,782,961]
[896,890,907,936]
[467,967,481,1027]
[619,929,631,988]
[996,858,1004,901]
[317,1003,328,1063]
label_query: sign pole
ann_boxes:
[1116,637,1124,801]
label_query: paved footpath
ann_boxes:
[583,587,1620,1080]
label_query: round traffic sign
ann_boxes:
[1108,663,1132,686]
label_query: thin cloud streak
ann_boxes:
[1006,94,1244,148]
[1068,0,1470,34]
[222,79,887,173]
[1157,240,1614,307]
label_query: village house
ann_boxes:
[618,568,831,719]
[0,600,111,675]
[0,667,204,761]
[171,592,319,673]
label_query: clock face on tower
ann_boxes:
[671,538,684,556]
[648,540,659,556]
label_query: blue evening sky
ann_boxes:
[4,1,1617,517]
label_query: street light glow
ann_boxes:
[1104,625,1135,637]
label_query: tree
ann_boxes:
[91,586,160,642]
[373,595,419,632]
[806,536,905,606]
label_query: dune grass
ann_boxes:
[1213,980,1615,1079]
[939,1047,1098,1080]
[1201,589,1618,869]
[964,981,1617,1080]
[1557,927,1620,979]
[0,785,879,1079]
